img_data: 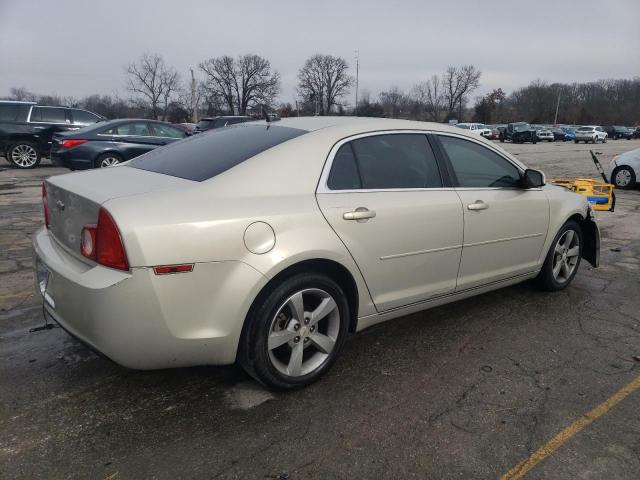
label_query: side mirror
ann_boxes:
[522,169,545,188]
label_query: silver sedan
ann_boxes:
[33,117,599,389]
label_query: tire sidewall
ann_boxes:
[244,273,350,390]
[8,142,41,169]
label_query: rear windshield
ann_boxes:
[130,124,307,181]
[196,119,215,130]
[578,127,593,131]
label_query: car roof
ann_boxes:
[0,100,36,105]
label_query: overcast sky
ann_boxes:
[1,0,638,105]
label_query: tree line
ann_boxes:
[4,51,639,126]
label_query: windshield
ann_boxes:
[130,124,307,181]
[455,124,470,129]
[578,127,593,131]
[513,123,530,132]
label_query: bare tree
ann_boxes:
[443,65,482,120]
[125,53,181,120]
[378,86,411,118]
[199,54,280,115]
[297,54,354,115]
[412,74,445,122]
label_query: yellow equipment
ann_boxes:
[547,150,616,212]
[547,178,615,211]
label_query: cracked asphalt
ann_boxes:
[1,140,640,479]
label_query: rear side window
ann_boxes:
[328,134,441,190]
[0,103,31,121]
[33,107,66,123]
[438,135,521,188]
[130,124,307,181]
[104,122,152,136]
[327,144,362,190]
[151,123,187,138]
[71,109,100,125]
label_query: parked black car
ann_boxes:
[50,119,187,170]
[633,127,640,139]
[499,122,537,143]
[550,127,567,141]
[0,101,104,168]
[193,116,254,134]
[603,125,633,140]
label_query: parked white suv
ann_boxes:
[575,126,607,144]
[455,123,492,137]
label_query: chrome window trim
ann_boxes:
[96,133,177,140]
[317,129,530,194]
[317,129,442,194]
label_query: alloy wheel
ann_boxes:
[11,144,38,168]
[100,156,120,168]
[552,230,580,283]
[267,288,340,377]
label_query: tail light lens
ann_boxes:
[61,139,87,148]
[42,182,50,228]
[80,207,129,271]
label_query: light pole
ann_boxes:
[553,90,561,125]
[354,50,359,116]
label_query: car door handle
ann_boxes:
[343,207,376,221]
[467,200,489,211]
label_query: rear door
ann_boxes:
[28,107,73,152]
[435,134,549,290]
[316,132,464,312]
[104,121,159,159]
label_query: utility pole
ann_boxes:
[190,68,197,123]
[354,50,359,116]
[553,90,561,125]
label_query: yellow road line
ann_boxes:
[501,374,640,480]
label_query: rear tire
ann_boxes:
[238,272,350,390]
[8,142,41,169]
[94,153,122,169]
[537,220,583,291]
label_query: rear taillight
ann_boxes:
[42,182,50,228]
[61,139,87,148]
[80,207,129,271]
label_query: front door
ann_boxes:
[316,133,464,312]
[436,134,549,290]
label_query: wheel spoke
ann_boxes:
[287,343,304,376]
[268,329,297,350]
[287,292,305,322]
[552,260,562,278]
[567,246,580,258]
[310,297,337,326]
[564,230,574,246]
[554,242,564,254]
[309,332,335,354]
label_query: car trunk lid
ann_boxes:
[45,166,194,257]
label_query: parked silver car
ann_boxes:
[607,147,639,189]
[33,117,600,389]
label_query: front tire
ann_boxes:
[239,272,350,390]
[537,220,582,291]
[611,166,636,190]
[8,142,41,169]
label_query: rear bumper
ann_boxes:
[33,227,267,369]
[50,149,93,169]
